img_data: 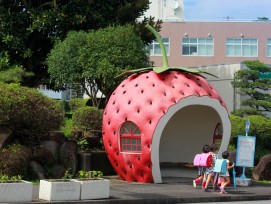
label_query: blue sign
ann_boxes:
[236,120,255,179]
[236,135,256,168]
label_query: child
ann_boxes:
[193,144,210,188]
[203,144,218,192]
[219,151,234,194]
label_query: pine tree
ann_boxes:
[232,60,271,117]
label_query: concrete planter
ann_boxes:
[72,178,110,200]
[39,179,80,201]
[0,180,33,202]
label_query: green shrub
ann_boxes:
[230,115,246,146]
[246,115,271,148]
[0,175,22,183]
[0,145,32,178]
[90,170,103,179]
[73,106,103,134]
[62,169,74,180]
[69,98,89,112]
[77,170,90,178]
[61,118,74,138]
[0,83,65,144]
[56,100,69,112]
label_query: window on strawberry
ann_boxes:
[120,121,142,152]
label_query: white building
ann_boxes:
[140,0,185,22]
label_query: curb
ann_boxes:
[28,194,271,204]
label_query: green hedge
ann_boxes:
[0,145,32,178]
[230,115,246,145]
[69,98,89,112]
[0,83,64,144]
[72,106,103,134]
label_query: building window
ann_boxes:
[213,123,223,149]
[147,38,170,56]
[267,39,271,57]
[182,38,214,56]
[226,38,258,57]
[120,121,142,153]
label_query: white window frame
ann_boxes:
[119,121,142,153]
[267,39,271,57]
[147,38,170,56]
[182,38,214,56]
[226,38,258,57]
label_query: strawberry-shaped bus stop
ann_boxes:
[102,25,231,183]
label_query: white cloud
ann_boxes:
[184,0,271,20]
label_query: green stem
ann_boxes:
[146,24,169,69]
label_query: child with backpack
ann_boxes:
[193,144,211,188]
[203,144,218,192]
[219,151,235,194]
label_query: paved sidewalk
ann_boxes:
[26,175,271,204]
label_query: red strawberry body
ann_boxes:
[102,71,228,183]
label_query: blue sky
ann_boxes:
[184,0,271,20]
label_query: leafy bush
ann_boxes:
[69,98,89,112]
[230,115,246,146]
[77,138,90,151]
[73,106,103,134]
[61,118,74,138]
[62,169,74,180]
[90,170,103,179]
[246,115,271,162]
[75,170,103,179]
[56,100,70,112]
[77,170,90,178]
[0,175,22,183]
[0,145,32,178]
[0,83,65,144]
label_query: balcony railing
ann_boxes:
[37,88,71,100]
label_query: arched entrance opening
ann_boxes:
[159,105,220,179]
[151,96,231,183]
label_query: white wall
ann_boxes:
[199,63,243,113]
[159,105,220,163]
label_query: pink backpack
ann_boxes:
[193,153,212,167]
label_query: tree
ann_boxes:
[0,56,33,84]
[232,60,271,117]
[0,0,162,87]
[47,25,152,108]
[257,17,269,21]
